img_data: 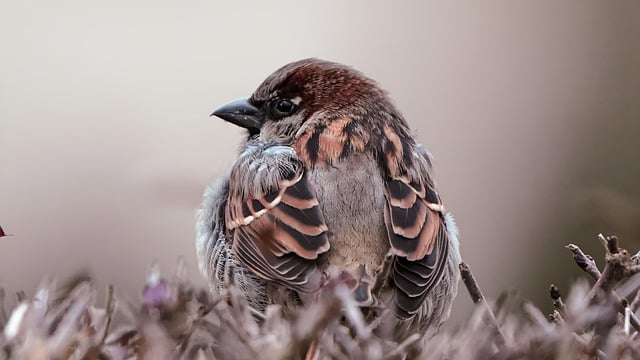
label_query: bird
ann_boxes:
[196,58,461,339]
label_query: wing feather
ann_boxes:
[381,124,451,319]
[225,144,329,293]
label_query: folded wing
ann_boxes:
[225,142,330,293]
[381,124,450,319]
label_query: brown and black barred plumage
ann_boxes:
[196,59,460,339]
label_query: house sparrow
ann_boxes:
[196,59,460,338]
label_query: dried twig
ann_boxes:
[567,235,640,334]
[459,262,484,304]
[548,309,565,326]
[548,285,566,325]
[549,284,566,314]
[459,262,505,345]
[100,284,115,345]
[591,234,632,297]
[566,244,602,280]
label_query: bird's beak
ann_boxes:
[210,98,263,133]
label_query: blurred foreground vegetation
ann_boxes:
[1,233,640,359]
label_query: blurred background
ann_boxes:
[1,1,639,325]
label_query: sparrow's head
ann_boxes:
[211,58,399,142]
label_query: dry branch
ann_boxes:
[459,262,506,346]
[566,235,640,334]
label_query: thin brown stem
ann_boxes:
[101,284,115,345]
[459,262,506,346]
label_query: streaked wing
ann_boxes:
[381,124,450,319]
[390,222,449,318]
[225,144,330,293]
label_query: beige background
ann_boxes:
[1,1,639,323]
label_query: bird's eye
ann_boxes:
[270,99,298,119]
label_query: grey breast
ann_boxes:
[307,152,389,276]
